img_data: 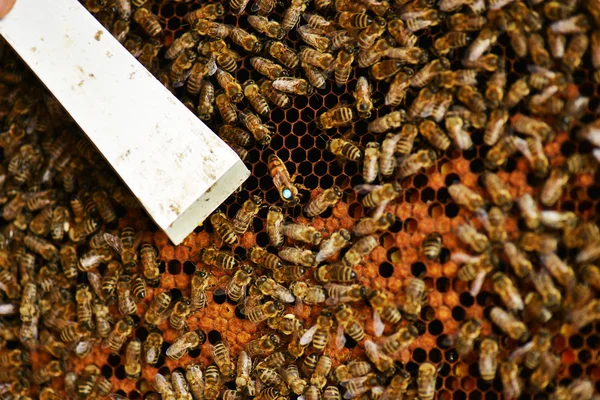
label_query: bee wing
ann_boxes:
[509,342,534,363]
[299,324,318,346]
[336,325,346,350]
[451,252,480,265]
[103,233,123,253]
[0,303,17,316]
[207,55,218,76]
[276,287,296,303]
[87,272,104,300]
[469,270,487,297]
[372,310,384,337]
[371,200,390,220]
[475,209,491,232]
[353,184,381,194]
[145,345,159,363]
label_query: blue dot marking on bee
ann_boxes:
[282,188,293,200]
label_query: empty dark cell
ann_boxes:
[270,135,284,151]
[445,173,461,186]
[309,95,322,109]
[562,201,575,212]
[453,390,467,400]
[301,135,315,149]
[344,334,357,348]
[460,293,475,307]
[406,188,419,203]
[379,262,394,278]
[183,261,196,275]
[329,161,343,175]
[469,390,483,400]
[160,3,175,18]
[406,361,420,375]
[429,348,442,363]
[436,278,450,293]
[174,3,188,16]
[294,95,308,108]
[101,365,113,379]
[471,130,484,146]
[439,248,451,264]
[286,134,299,149]
[561,141,577,156]
[463,148,477,160]
[445,203,459,218]
[470,159,485,173]
[320,175,333,188]
[158,261,166,274]
[428,320,443,335]
[578,349,591,363]
[213,288,227,304]
[512,58,527,74]
[502,157,517,173]
[169,288,183,302]
[299,162,312,176]
[286,108,299,121]
[354,120,369,136]
[271,108,285,123]
[437,188,450,203]
[445,349,458,363]
[188,348,201,358]
[389,219,403,233]
[115,204,127,218]
[279,122,292,135]
[413,174,428,188]
[235,305,246,319]
[413,348,427,363]
[167,18,181,30]
[578,201,593,213]
[485,392,498,400]
[405,218,418,233]
[476,292,492,306]
[136,327,149,341]
[344,162,358,175]
[168,260,181,275]
[314,161,328,176]
[569,364,583,378]
[452,306,466,321]
[115,365,126,380]
[588,185,600,199]
[596,201,600,215]
[291,148,306,163]
[569,335,584,349]
[129,391,141,400]
[411,262,426,277]
[421,188,435,202]
[324,95,338,108]
[526,172,545,188]
[208,330,222,345]
[108,353,121,367]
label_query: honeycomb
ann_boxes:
[0,0,599,398]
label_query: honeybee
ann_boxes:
[75,284,93,330]
[332,46,355,87]
[273,266,306,283]
[104,227,141,269]
[540,253,576,288]
[483,108,508,146]
[216,92,239,124]
[489,307,528,341]
[210,211,237,246]
[153,373,177,400]
[483,68,506,107]
[349,77,375,119]
[421,232,443,261]
[169,297,191,331]
[419,120,451,151]
[515,329,552,370]
[32,359,64,384]
[277,247,314,267]
[165,32,199,60]
[24,235,57,261]
[50,206,70,241]
[246,300,285,323]
[524,291,553,324]
[117,276,137,316]
[367,289,401,335]
[104,317,134,353]
[230,27,262,53]
[300,310,333,350]
[401,278,426,320]
[272,77,313,95]
[445,114,472,150]
[282,223,322,245]
[201,248,238,270]
[371,60,404,80]
[360,142,380,184]
[381,68,412,107]
[511,113,552,141]
[144,331,163,365]
[185,4,225,22]
[579,264,600,289]
[249,58,287,82]
[144,291,171,326]
[362,340,395,375]
[259,79,291,109]
[302,187,343,218]
[290,282,326,305]
[124,338,142,379]
[261,207,285,249]
[264,41,299,69]
[357,182,402,213]
[197,80,215,120]
[307,229,349,265]
[317,106,354,130]
[247,247,281,271]
[503,76,531,109]
[448,183,484,212]
[268,313,303,335]
[479,337,499,382]
[209,341,235,379]
[297,25,332,52]
[215,68,243,103]
[416,363,438,400]
[166,330,206,360]
[450,318,481,356]
[536,165,567,205]
[255,276,295,303]
[137,243,159,287]
[134,8,162,37]
[245,333,280,357]
[231,195,262,236]
[335,304,365,346]
[397,148,437,179]
[410,58,449,88]
[282,0,309,32]
[339,235,376,268]
[269,154,306,205]
[219,125,252,147]
[530,353,561,393]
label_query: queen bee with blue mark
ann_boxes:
[268,154,306,206]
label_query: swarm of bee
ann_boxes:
[0,0,599,398]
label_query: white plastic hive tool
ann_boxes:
[0,0,250,245]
